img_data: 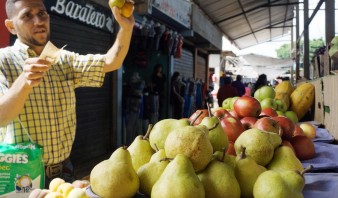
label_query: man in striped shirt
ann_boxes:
[0,0,134,186]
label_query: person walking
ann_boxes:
[232,75,246,96]
[170,72,184,119]
[217,77,239,107]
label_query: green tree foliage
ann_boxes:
[275,38,325,59]
[276,43,291,59]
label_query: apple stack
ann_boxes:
[219,83,316,162]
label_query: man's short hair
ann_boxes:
[5,0,21,19]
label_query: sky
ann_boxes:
[224,0,338,58]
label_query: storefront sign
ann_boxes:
[152,0,191,28]
[45,0,114,33]
[192,4,222,50]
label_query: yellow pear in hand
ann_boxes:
[109,0,125,9]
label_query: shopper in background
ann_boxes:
[170,72,184,119]
[151,63,166,120]
[252,73,268,95]
[232,75,246,96]
[217,76,239,107]
[0,0,134,187]
[244,82,252,96]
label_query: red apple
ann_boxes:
[271,116,295,141]
[233,96,262,118]
[212,108,232,120]
[254,117,282,135]
[299,122,317,139]
[293,124,304,136]
[226,141,236,156]
[220,116,245,142]
[290,134,315,160]
[259,107,278,117]
[228,109,240,119]
[240,117,258,130]
[188,109,209,125]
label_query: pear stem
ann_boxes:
[207,102,213,117]
[123,145,128,150]
[301,165,313,176]
[159,157,174,162]
[240,146,246,159]
[208,123,219,131]
[221,147,226,162]
[154,144,159,152]
[143,124,153,140]
[190,110,203,125]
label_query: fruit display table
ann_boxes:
[302,126,338,197]
[302,142,338,172]
[312,127,335,143]
[84,126,337,198]
[303,173,338,198]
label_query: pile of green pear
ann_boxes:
[89,109,312,198]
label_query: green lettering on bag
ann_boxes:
[0,142,44,197]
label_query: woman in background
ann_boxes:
[170,72,184,119]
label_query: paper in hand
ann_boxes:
[39,41,66,63]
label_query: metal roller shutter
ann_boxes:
[174,49,194,79]
[50,14,115,169]
[196,55,207,81]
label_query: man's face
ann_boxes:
[8,0,50,47]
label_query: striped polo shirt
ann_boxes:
[0,39,106,165]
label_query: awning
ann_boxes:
[191,0,299,49]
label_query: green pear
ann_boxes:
[253,166,312,198]
[254,88,261,100]
[149,119,189,150]
[254,170,292,198]
[90,147,139,198]
[199,116,229,152]
[230,96,239,109]
[213,150,236,169]
[198,159,241,198]
[222,98,232,109]
[151,154,205,198]
[267,145,304,172]
[127,125,155,172]
[234,146,267,198]
[165,125,213,172]
[234,128,282,166]
[137,149,169,196]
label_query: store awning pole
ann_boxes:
[326,0,335,45]
[304,0,310,79]
[296,2,300,81]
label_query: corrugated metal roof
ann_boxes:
[192,0,299,49]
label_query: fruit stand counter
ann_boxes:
[302,126,338,198]
[304,173,338,198]
[82,126,338,198]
